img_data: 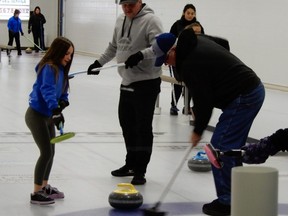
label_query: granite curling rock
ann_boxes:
[188,151,212,172]
[109,183,143,209]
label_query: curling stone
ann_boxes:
[188,151,212,172]
[109,183,143,209]
[25,47,33,54]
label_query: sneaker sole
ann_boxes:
[48,194,65,199]
[131,180,146,185]
[111,173,135,177]
[170,113,178,116]
[202,205,231,216]
[202,209,230,216]
[131,181,146,185]
[30,200,55,205]
[111,171,135,177]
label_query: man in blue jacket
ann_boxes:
[7,9,24,55]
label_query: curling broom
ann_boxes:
[204,143,244,169]
[50,122,75,144]
[143,145,194,216]
[23,35,45,52]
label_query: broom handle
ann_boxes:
[169,66,177,107]
[23,35,44,51]
[59,122,64,135]
[220,150,245,157]
[156,145,194,207]
[69,63,125,77]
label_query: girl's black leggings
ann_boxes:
[25,107,55,185]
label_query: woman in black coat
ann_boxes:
[169,4,204,116]
[28,6,46,52]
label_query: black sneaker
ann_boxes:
[182,107,192,115]
[131,175,146,185]
[30,190,55,205]
[170,106,179,115]
[43,184,64,199]
[202,199,231,216]
[111,165,134,177]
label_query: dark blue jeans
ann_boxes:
[210,83,265,205]
[118,78,161,175]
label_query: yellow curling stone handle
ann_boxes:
[113,183,139,194]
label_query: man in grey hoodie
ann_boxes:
[87,0,164,185]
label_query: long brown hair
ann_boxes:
[37,36,74,91]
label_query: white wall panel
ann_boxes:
[1,0,287,87]
[63,0,118,55]
[144,0,288,87]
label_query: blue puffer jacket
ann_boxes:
[28,64,69,117]
[7,16,23,33]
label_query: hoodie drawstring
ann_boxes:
[121,16,134,38]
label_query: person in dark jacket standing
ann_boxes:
[28,6,46,52]
[169,4,204,116]
[7,9,24,55]
[175,28,265,216]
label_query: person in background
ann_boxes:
[169,4,204,116]
[87,0,172,185]
[25,37,74,205]
[175,28,265,215]
[7,9,24,56]
[242,128,288,164]
[206,128,288,165]
[28,6,46,52]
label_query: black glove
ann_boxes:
[52,108,65,130]
[21,32,24,36]
[58,100,69,111]
[28,29,31,34]
[125,51,144,69]
[87,60,102,75]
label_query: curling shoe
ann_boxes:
[111,165,135,177]
[30,190,55,205]
[182,107,191,115]
[170,106,179,115]
[131,174,146,185]
[43,184,64,199]
[202,199,231,216]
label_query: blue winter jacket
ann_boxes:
[28,64,69,117]
[7,16,23,33]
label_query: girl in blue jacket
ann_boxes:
[25,36,74,205]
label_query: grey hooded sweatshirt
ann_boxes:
[98,3,163,85]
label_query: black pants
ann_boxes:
[170,66,191,107]
[8,30,21,54]
[32,29,45,51]
[25,107,55,185]
[171,84,192,107]
[118,78,161,175]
